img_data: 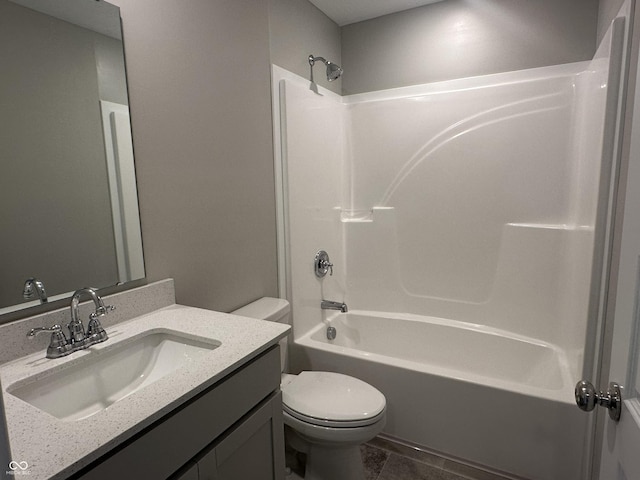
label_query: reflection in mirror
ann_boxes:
[0,0,145,316]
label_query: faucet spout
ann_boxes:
[23,277,47,303]
[70,287,105,324]
[321,300,348,313]
[69,288,114,346]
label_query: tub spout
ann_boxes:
[321,300,348,313]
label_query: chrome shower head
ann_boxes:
[326,61,343,81]
[309,54,343,82]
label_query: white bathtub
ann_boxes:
[290,311,590,480]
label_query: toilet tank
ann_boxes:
[232,297,290,324]
[232,297,290,371]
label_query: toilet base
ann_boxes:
[285,426,366,480]
[305,445,364,480]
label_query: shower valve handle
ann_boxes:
[314,250,333,277]
[322,260,333,276]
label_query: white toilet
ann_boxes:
[232,297,386,480]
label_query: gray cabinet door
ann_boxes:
[198,392,285,480]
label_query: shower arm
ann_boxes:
[309,57,315,84]
[308,55,324,84]
[309,55,327,67]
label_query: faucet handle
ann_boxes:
[86,304,113,345]
[27,325,71,358]
[322,259,334,276]
[27,324,62,338]
[86,313,109,345]
[93,304,115,317]
[315,250,334,277]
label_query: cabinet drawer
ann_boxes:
[76,346,280,480]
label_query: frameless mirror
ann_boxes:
[0,0,145,316]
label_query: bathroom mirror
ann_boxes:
[0,0,145,316]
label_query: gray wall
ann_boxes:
[341,0,599,94]
[112,0,278,312]
[268,0,342,95]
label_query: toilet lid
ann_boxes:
[282,371,386,424]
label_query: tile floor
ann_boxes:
[361,437,514,480]
[286,435,515,480]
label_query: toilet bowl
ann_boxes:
[232,298,386,480]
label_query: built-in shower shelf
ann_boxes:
[507,222,594,232]
[340,207,394,223]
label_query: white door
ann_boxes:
[597,16,640,477]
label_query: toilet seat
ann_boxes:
[283,403,386,428]
[281,371,386,428]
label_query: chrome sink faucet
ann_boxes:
[27,287,114,359]
[321,300,348,313]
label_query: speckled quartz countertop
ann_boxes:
[0,304,289,480]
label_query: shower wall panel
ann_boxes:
[344,66,590,352]
[277,78,347,337]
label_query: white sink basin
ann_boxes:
[9,329,220,422]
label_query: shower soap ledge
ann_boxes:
[340,207,394,223]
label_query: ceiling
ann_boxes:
[308,0,444,26]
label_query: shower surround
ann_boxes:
[272,12,626,479]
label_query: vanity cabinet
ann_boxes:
[74,346,284,480]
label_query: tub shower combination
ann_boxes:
[272,12,627,480]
